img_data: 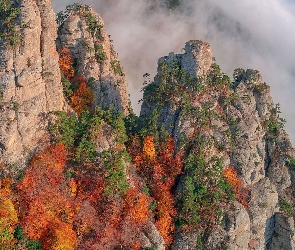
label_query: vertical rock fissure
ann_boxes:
[264,138,272,176]
[12,50,23,146]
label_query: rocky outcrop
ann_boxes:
[56,4,130,115]
[270,213,295,250]
[181,40,212,77]
[0,0,66,169]
[224,201,251,250]
[1,0,295,248]
[247,178,279,249]
[140,40,295,250]
[141,221,165,250]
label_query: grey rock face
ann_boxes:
[225,69,269,185]
[141,40,295,250]
[56,5,130,115]
[270,213,295,250]
[142,221,165,250]
[181,40,212,77]
[0,0,66,168]
[248,178,279,249]
[225,201,251,250]
[172,229,201,250]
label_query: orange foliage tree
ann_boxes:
[128,135,182,245]
[0,178,18,248]
[124,187,151,225]
[58,47,75,80]
[17,144,78,250]
[58,48,94,114]
[70,76,94,115]
[223,166,248,208]
[143,136,156,159]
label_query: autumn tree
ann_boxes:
[124,187,151,225]
[0,178,18,248]
[58,47,75,80]
[223,166,249,208]
[70,76,94,115]
[128,135,182,245]
[58,48,94,114]
[17,144,78,250]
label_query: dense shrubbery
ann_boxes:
[141,59,206,108]
[265,103,286,137]
[0,0,21,48]
[50,105,127,162]
[58,47,95,114]
[178,142,236,229]
[128,135,182,245]
[50,110,99,161]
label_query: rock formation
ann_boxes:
[0,1,294,250]
[56,4,130,115]
[0,0,66,168]
[141,40,295,250]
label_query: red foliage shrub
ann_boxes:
[58,47,75,80]
[58,48,94,114]
[124,188,151,225]
[128,135,182,246]
[70,81,94,115]
[17,144,78,249]
[75,175,105,206]
[223,166,249,208]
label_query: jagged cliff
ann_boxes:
[140,40,295,249]
[0,1,294,250]
[0,0,66,168]
[0,1,130,168]
[56,4,130,115]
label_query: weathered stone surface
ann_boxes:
[270,213,295,250]
[94,123,117,154]
[227,70,270,185]
[141,41,295,249]
[266,132,292,190]
[225,201,251,250]
[0,0,66,168]
[172,229,200,250]
[142,221,165,250]
[248,178,279,249]
[56,5,130,115]
[181,40,212,77]
[206,226,227,249]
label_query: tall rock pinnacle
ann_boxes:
[0,0,66,167]
[140,40,295,250]
[56,4,131,115]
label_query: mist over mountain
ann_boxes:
[52,0,295,145]
[1,1,295,249]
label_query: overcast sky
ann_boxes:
[52,0,295,145]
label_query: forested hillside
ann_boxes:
[0,1,294,250]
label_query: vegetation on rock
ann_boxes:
[0,2,294,248]
[0,0,21,48]
[58,47,95,114]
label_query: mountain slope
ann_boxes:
[0,0,66,167]
[0,1,294,250]
[139,40,295,250]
